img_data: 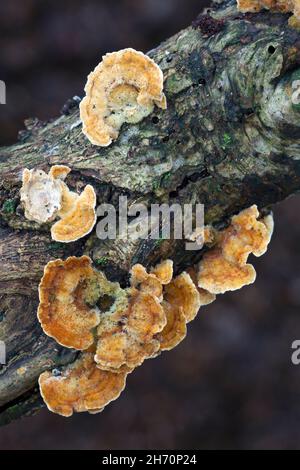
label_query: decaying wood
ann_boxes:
[1,0,300,424]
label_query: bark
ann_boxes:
[1,0,300,425]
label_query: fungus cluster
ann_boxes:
[80,48,167,147]
[37,206,274,416]
[237,0,300,28]
[38,257,209,416]
[20,166,97,243]
[197,205,274,295]
[17,45,276,418]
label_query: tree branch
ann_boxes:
[1,0,300,424]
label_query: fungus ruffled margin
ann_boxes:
[80,48,167,147]
[20,166,97,243]
[38,256,100,350]
[20,166,68,224]
[37,256,204,414]
[51,184,97,243]
[38,206,273,416]
[197,205,274,295]
[39,353,128,417]
[94,262,172,372]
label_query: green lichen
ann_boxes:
[95,256,109,267]
[2,199,16,214]
[152,179,161,191]
[221,133,232,150]
[162,172,171,185]
[48,242,65,251]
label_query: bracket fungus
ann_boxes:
[80,48,167,147]
[38,256,100,350]
[164,272,201,323]
[51,184,97,243]
[158,271,203,351]
[38,236,274,417]
[20,166,70,224]
[197,205,274,295]
[237,0,300,28]
[39,353,128,417]
[20,165,97,242]
[94,262,172,372]
[158,301,187,352]
[186,267,217,307]
[95,290,165,372]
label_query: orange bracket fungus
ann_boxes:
[159,271,203,351]
[197,205,274,295]
[38,256,100,350]
[20,165,97,242]
[164,272,201,323]
[80,48,167,147]
[51,184,97,243]
[39,353,128,417]
[38,228,274,417]
[37,255,213,415]
[237,1,300,28]
[158,301,187,352]
[94,262,172,372]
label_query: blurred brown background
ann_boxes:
[1,0,300,450]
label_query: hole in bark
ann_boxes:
[162,136,170,143]
[268,45,276,54]
[97,295,115,313]
[198,78,206,86]
[152,116,159,124]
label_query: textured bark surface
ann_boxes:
[1,0,300,425]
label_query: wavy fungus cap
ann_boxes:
[39,353,128,417]
[130,259,173,300]
[80,48,167,146]
[20,166,69,224]
[159,301,187,351]
[151,259,173,285]
[95,289,166,372]
[94,261,174,372]
[197,205,274,295]
[157,271,201,351]
[20,166,97,242]
[186,267,216,307]
[38,256,100,350]
[51,185,97,243]
[164,272,201,323]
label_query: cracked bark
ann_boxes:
[1,0,300,425]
